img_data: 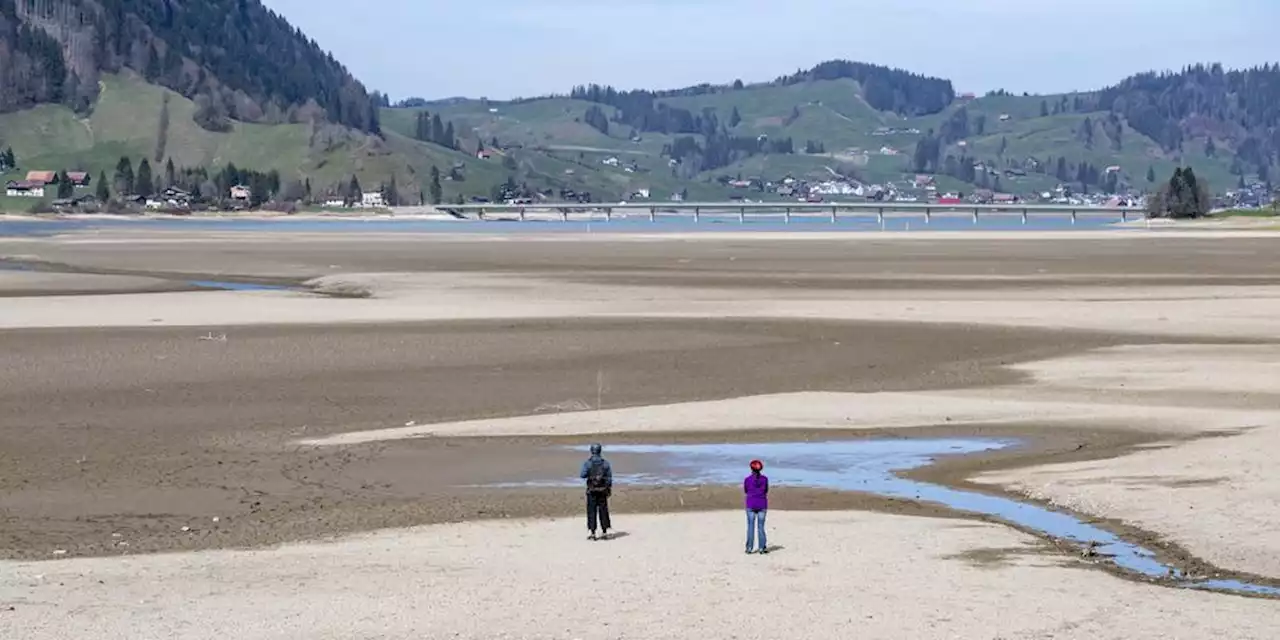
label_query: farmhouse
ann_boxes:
[5,180,45,197]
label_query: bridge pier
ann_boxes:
[831,206,838,223]
[1120,210,1128,222]
[649,207,656,222]
[785,207,791,224]
[1021,208,1028,225]
[693,207,700,223]
[972,208,979,225]
[877,207,884,225]
[739,206,746,223]
[1071,211,1077,225]
[604,207,611,222]
[924,208,931,224]
[478,208,486,221]
[518,207,525,222]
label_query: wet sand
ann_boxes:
[3,227,1280,636]
[0,318,1119,559]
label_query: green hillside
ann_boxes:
[397,71,1264,199]
[925,95,1238,192]
[0,73,521,207]
[5,56,1273,209]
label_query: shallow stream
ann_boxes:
[530,439,1278,597]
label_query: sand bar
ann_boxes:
[3,512,1277,640]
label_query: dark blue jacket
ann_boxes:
[580,455,612,491]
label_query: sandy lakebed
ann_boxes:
[2,225,1280,639]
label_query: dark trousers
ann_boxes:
[586,491,611,532]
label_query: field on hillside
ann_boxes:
[0,74,514,204]
[406,79,1249,198]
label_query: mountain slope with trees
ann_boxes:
[0,0,381,132]
[411,60,1278,200]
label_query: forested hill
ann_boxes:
[771,60,955,115]
[1097,64,1280,174]
[560,59,954,136]
[0,0,381,133]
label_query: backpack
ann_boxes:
[586,459,610,494]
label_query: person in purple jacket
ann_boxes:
[744,459,769,554]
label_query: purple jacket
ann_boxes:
[744,473,769,511]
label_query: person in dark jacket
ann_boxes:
[579,443,613,540]
[744,459,769,554]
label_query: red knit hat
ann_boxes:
[749,459,764,471]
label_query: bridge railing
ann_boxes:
[439,201,1146,224]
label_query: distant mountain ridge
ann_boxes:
[394,59,1276,200]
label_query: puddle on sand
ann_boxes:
[187,280,293,292]
[516,439,1279,598]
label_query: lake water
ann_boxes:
[187,280,294,291]
[525,439,1278,597]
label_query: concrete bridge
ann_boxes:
[441,201,1146,225]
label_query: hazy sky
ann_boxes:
[262,0,1279,100]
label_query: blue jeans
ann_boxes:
[746,509,767,552]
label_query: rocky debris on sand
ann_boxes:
[303,276,375,298]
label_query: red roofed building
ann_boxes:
[66,171,91,186]
[26,170,57,184]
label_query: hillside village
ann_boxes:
[3,162,394,214]
[6,154,1274,214]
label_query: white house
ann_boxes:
[229,185,251,201]
[323,198,346,208]
[361,191,385,208]
[5,181,44,197]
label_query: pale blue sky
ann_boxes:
[262,0,1279,100]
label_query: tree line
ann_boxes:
[773,60,954,116]
[569,84,711,135]
[105,155,282,206]
[54,153,458,210]
[663,133,796,174]
[412,111,458,149]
